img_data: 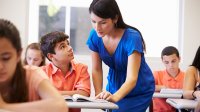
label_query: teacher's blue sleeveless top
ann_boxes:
[87,28,155,112]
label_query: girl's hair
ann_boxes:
[89,0,146,51]
[0,19,28,102]
[23,42,46,66]
[191,46,200,71]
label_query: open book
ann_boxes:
[160,88,183,94]
[64,94,108,103]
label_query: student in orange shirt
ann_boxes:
[153,46,185,112]
[0,19,67,112]
[23,42,46,67]
[40,31,91,112]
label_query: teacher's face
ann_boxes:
[90,12,115,37]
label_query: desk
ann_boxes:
[153,92,182,98]
[166,98,198,112]
[66,101,119,112]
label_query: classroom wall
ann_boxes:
[0,0,29,48]
[181,0,200,70]
[147,0,200,72]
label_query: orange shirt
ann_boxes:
[42,61,91,112]
[153,70,185,112]
[24,65,49,101]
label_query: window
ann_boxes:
[39,6,66,38]
[29,0,92,55]
[28,0,182,57]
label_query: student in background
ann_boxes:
[153,46,185,112]
[87,0,155,112]
[23,42,45,66]
[0,19,67,112]
[40,31,91,112]
[183,46,200,99]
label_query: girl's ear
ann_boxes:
[114,15,119,23]
[47,53,53,61]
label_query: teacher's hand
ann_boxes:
[96,91,118,103]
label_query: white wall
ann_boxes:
[146,0,200,72]
[0,0,29,48]
[181,0,200,70]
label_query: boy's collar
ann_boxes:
[50,60,75,75]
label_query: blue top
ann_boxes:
[87,28,155,112]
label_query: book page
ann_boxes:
[153,92,182,98]
[63,95,74,102]
[160,88,183,94]
[72,94,108,103]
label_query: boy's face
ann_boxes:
[162,54,180,75]
[49,40,74,65]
